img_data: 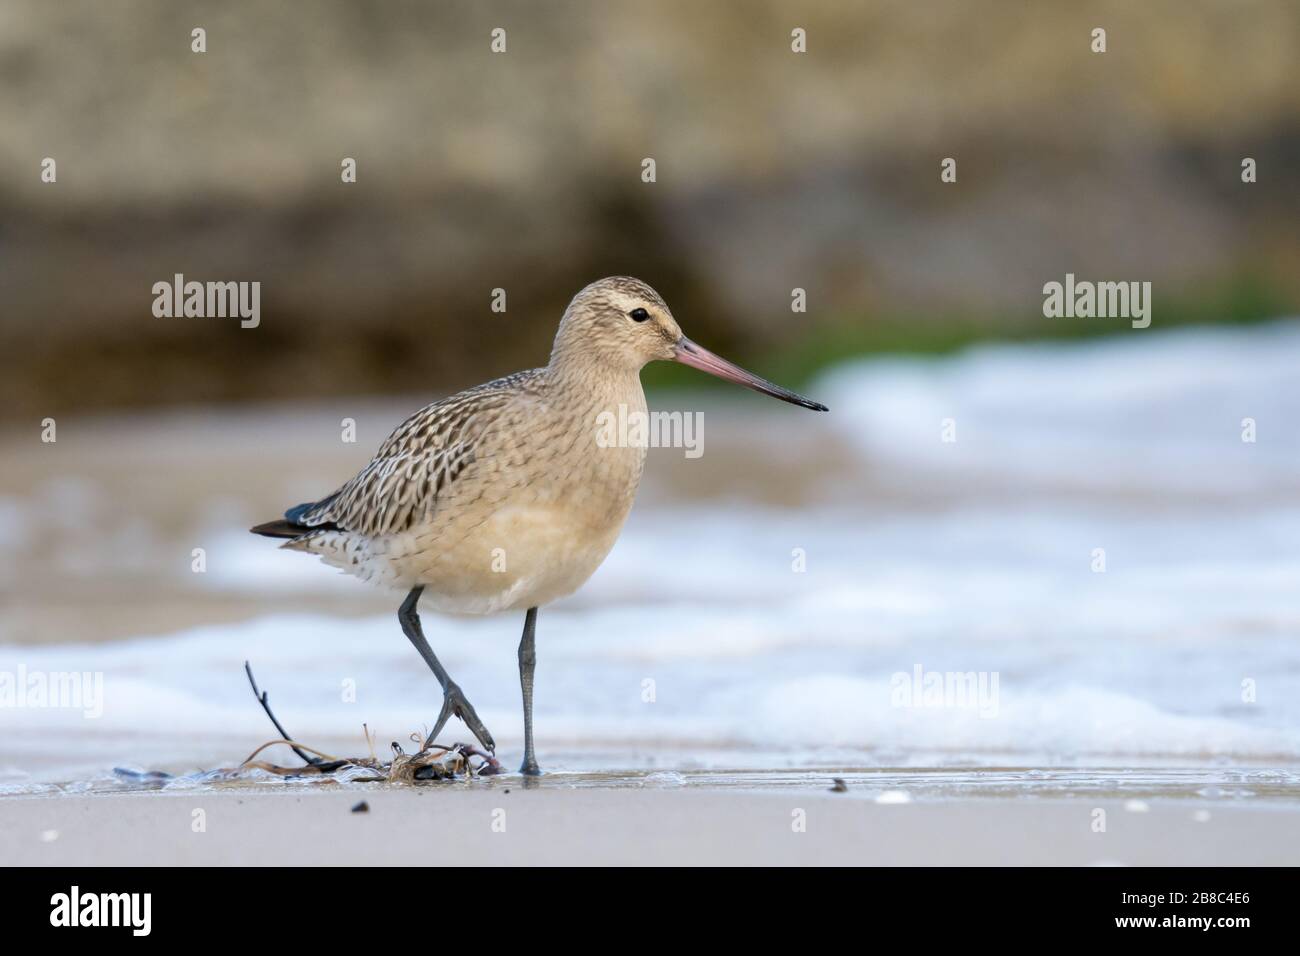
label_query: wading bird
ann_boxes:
[251,277,827,774]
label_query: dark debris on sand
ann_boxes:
[113,662,502,789]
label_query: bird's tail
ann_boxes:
[250,497,338,539]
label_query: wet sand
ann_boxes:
[5,780,1298,866]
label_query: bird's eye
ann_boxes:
[629,308,650,322]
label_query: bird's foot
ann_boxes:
[425,684,496,755]
[519,757,541,776]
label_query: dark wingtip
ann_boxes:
[249,519,304,539]
[284,501,316,524]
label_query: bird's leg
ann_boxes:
[517,606,541,775]
[397,587,496,754]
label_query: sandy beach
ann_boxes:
[6,772,1299,866]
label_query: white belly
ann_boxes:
[296,501,628,613]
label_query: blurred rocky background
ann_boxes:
[1,0,1297,418]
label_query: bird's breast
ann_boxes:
[401,393,649,611]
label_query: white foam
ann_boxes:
[818,320,1300,497]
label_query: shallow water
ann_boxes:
[1,321,1297,792]
[8,763,1299,807]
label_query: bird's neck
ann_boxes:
[545,355,646,414]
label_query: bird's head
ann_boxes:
[551,276,828,412]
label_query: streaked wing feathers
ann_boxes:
[297,371,538,537]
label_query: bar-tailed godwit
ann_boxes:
[252,277,826,774]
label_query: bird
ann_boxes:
[251,276,827,775]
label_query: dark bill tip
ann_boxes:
[673,337,829,412]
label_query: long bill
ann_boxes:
[673,337,828,412]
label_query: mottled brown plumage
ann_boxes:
[267,278,671,612]
[250,276,826,770]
